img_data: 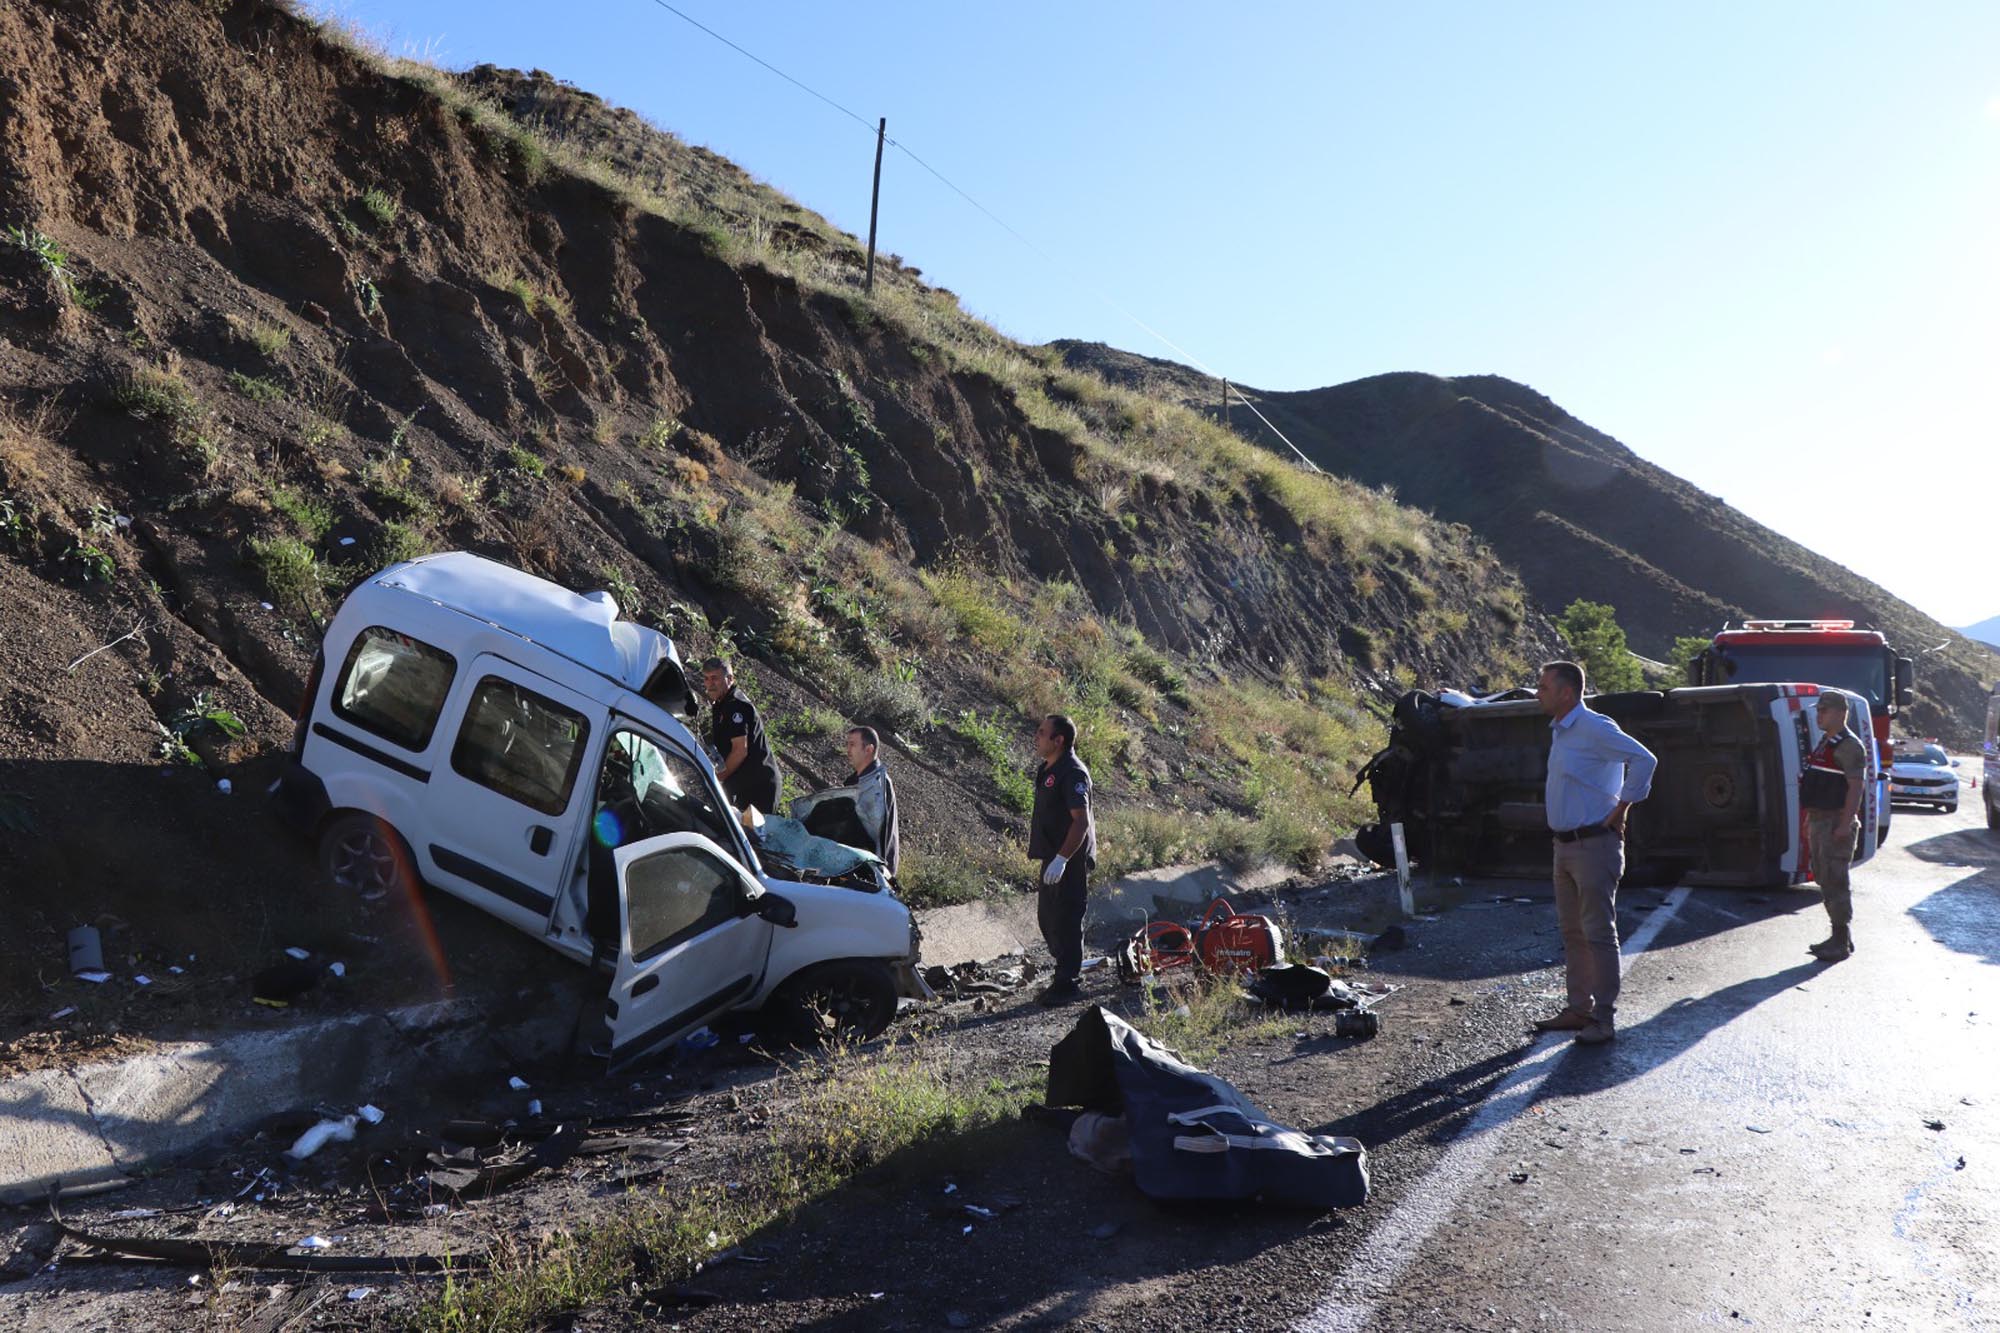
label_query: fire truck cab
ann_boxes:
[1691,620,1912,847]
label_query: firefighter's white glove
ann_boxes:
[1042,854,1068,886]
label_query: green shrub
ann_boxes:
[248,535,329,615]
[227,370,285,403]
[370,519,428,568]
[109,368,199,426]
[268,485,334,540]
[1557,599,1646,693]
[357,187,400,227]
[953,710,1034,812]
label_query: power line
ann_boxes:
[634,0,1318,473]
[638,0,878,136]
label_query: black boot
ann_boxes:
[1808,926,1854,960]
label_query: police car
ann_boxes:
[1888,739,1960,814]
[274,552,926,1066]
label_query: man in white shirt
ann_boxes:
[1533,660,1659,1045]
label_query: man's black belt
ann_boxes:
[1552,823,1613,844]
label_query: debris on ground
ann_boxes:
[285,1115,358,1161]
[922,956,1029,999]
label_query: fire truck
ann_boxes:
[1690,620,1913,845]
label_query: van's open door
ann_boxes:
[605,832,775,1072]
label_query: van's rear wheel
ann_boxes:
[319,813,416,900]
[762,959,897,1046]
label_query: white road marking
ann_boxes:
[1294,885,1692,1333]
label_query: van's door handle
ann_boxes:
[630,974,660,997]
[528,825,553,855]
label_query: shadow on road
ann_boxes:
[1900,825,2000,869]
[1311,956,1822,1150]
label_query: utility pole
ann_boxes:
[864,117,886,293]
[1222,378,1230,427]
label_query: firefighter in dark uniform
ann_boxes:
[1802,691,1868,960]
[1028,713,1096,1006]
[700,656,782,814]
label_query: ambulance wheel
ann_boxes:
[318,812,417,901]
[762,959,896,1046]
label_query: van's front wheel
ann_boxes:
[318,813,417,901]
[762,959,897,1046]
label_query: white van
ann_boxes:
[275,552,925,1066]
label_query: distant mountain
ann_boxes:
[1054,341,2000,745]
[1961,616,2000,650]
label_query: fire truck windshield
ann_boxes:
[1712,644,1888,709]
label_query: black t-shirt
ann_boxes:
[710,687,780,807]
[1029,750,1096,864]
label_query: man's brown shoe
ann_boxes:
[1531,1009,1591,1032]
[1574,1020,1616,1045]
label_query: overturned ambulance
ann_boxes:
[1354,684,1881,888]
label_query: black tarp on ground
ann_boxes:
[1045,1006,1369,1210]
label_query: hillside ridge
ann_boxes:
[1056,341,1998,744]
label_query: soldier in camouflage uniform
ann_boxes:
[1802,693,1868,960]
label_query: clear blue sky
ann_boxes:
[325,1,2000,628]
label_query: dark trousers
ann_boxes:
[1037,856,1090,985]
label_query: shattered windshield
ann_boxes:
[1712,645,1887,709]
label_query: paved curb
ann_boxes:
[0,995,581,1205]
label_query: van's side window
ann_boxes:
[624,845,744,963]
[332,628,457,752]
[451,677,590,816]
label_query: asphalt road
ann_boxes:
[1299,789,2000,1332]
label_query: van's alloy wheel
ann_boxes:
[763,959,896,1045]
[319,813,412,899]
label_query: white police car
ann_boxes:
[1888,740,1960,813]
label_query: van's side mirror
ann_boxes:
[755,893,798,928]
[1895,657,1914,709]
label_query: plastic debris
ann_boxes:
[507,1076,531,1091]
[338,536,357,546]
[296,1235,337,1250]
[346,1287,374,1301]
[357,1104,385,1126]
[76,971,112,984]
[328,962,346,978]
[285,947,310,961]
[67,926,104,975]
[943,1183,957,1194]
[964,1204,996,1220]
[258,602,274,611]
[133,975,152,987]
[168,966,184,975]
[215,779,232,795]
[527,1099,543,1117]
[48,1006,75,1020]
[1747,1125,1773,1134]
[287,1115,359,1160]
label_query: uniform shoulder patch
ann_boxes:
[1074,781,1087,793]
[732,712,743,723]
[1043,774,1055,787]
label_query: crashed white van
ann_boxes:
[275,552,924,1065]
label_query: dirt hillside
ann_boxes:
[0,0,1555,1017]
[1058,342,1999,746]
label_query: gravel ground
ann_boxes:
[0,866,1629,1331]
